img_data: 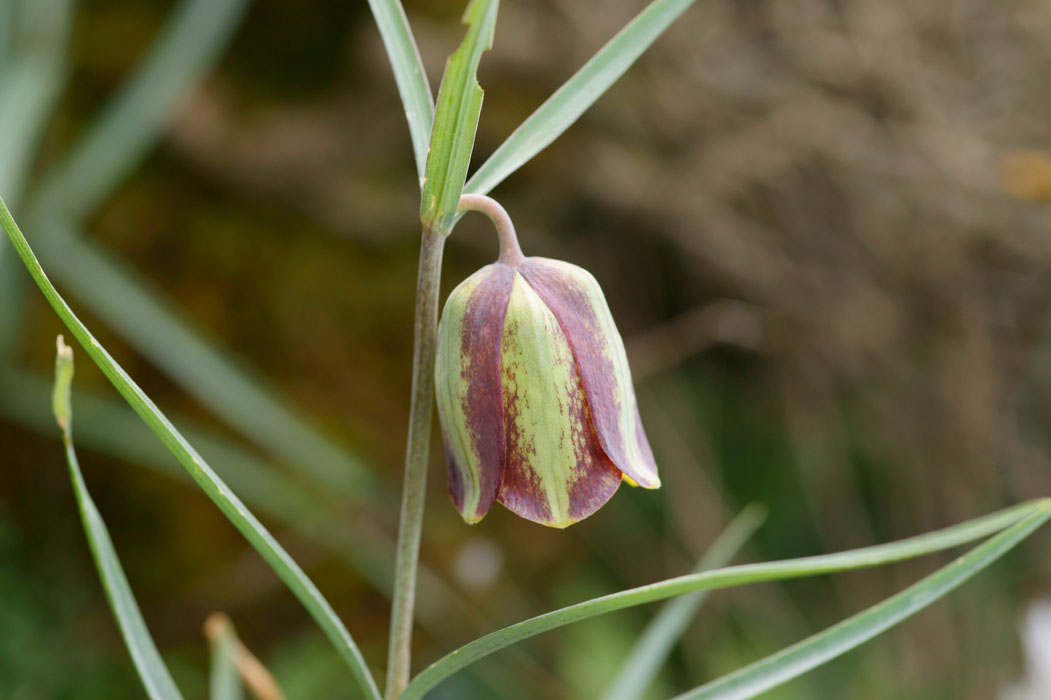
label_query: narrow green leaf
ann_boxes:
[674,502,1051,700]
[400,499,1047,699]
[52,336,185,700]
[30,0,250,221]
[365,0,434,180]
[464,0,694,198]
[420,0,498,234]
[206,614,245,700]
[0,197,382,700]
[601,505,767,700]
[32,219,381,504]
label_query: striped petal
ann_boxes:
[434,264,515,522]
[519,258,660,489]
[498,272,622,528]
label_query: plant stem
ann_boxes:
[386,228,446,699]
[458,194,523,265]
[386,195,511,697]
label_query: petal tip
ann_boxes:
[640,474,662,489]
[622,471,661,489]
[460,511,485,525]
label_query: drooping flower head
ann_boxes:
[435,197,659,528]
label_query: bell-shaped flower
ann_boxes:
[435,200,659,528]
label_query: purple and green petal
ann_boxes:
[519,258,660,489]
[498,273,622,528]
[434,264,515,522]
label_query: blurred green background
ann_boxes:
[2,0,1051,698]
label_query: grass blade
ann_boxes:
[600,505,767,700]
[0,0,74,362]
[52,336,185,700]
[400,499,1048,699]
[205,614,245,700]
[365,0,434,180]
[32,220,380,503]
[0,197,382,700]
[673,503,1051,700]
[420,0,498,234]
[464,0,695,198]
[30,0,250,221]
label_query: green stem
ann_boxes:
[386,228,446,699]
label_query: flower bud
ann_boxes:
[435,252,660,528]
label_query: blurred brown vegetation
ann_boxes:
[3,0,1051,698]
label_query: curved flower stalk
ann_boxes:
[435,196,659,528]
